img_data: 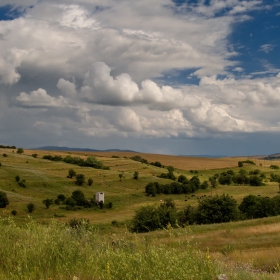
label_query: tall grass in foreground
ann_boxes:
[0,217,278,280]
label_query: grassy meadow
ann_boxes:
[1,148,280,279]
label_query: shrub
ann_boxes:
[27,203,35,213]
[130,199,177,232]
[238,161,243,167]
[99,200,104,209]
[15,175,20,182]
[75,174,85,185]
[57,194,66,202]
[0,191,9,208]
[88,178,93,186]
[32,153,38,158]
[68,168,76,178]
[68,218,89,230]
[3,153,7,157]
[65,197,76,208]
[239,195,277,219]
[11,210,17,216]
[17,148,24,154]
[42,199,54,209]
[107,202,113,208]
[270,164,279,170]
[196,194,238,224]
[133,171,139,180]
[71,190,86,206]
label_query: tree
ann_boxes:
[42,199,53,209]
[68,168,76,178]
[32,153,38,158]
[99,200,104,209]
[27,202,35,213]
[88,178,93,186]
[11,210,17,216]
[17,148,24,154]
[15,175,20,182]
[75,174,85,185]
[238,161,243,167]
[196,194,238,224]
[0,191,9,208]
[239,195,276,219]
[133,171,139,180]
[130,199,177,233]
[57,194,66,202]
[119,174,123,181]
[71,190,86,206]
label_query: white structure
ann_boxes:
[95,192,105,203]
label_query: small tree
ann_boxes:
[75,174,85,185]
[71,190,86,206]
[57,194,66,202]
[0,191,9,208]
[119,174,123,181]
[32,153,38,158]
[42,199,53,209]
[99,200,104,209]
[17,148,24,154]
[238,161,243,167]
[15,175,20,182]
[68,168,76,179]
[27,203,35,213]
[11,210,17,216]
[88,178,93,186]
[133,171,139,180]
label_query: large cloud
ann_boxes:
[0,1,280,153]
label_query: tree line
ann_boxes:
[43,155,110,170]
[131,194,280,233]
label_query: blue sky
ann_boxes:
[0,1,280,156]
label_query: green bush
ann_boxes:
[17,148,24,154]
[130,199,177,232]
[75,174,85,185]
[0,191,9,208]
[27,203,35,213]
[68,168,76,178]
[195,194,238,224]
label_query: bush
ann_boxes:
[75,174,85,185]
[270,165,279,170]
[65,197,76,208]
[133,171,139,180]
[27,203,35,213]
[57,194,66,202]
[238,161,243,167]
[99,200,104,209]
[15,175,20,182]
[88,178,93,186]
[3,153,7,157]
[130,199,177,232]
[195,194,238,224]
[42,199,53,209]
[0,191,9,208]
[32,153,38,158]
[68,168,76,178]
[107,202,113,208]
[239,195,277,219]
[17,148,24,154]
[68,218,89,230]
[71,190,86,206]
[11,210,17,216]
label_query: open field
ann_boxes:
[1,148,280,275]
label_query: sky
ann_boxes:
[0,0,280,156]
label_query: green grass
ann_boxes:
[0,216,279,280]
[1,148,280,276]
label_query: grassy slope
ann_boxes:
[1,148,280,272]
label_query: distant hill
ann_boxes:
[33,146,137,153]
[263,153,280,160]
[179,154,227,158]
